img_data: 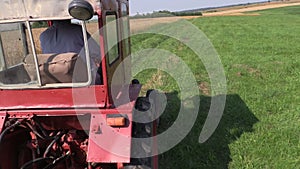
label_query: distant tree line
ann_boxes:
[131,10,202,19]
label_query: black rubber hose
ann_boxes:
[43,131,65,158]
[25,121,46,139]
[33,117,49,137]
[42,151,71,169]
[20,157,53,169]
[25,122,57,140]
[0,120,21,144]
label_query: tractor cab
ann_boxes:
[0,0,131,96]
[0,0,158,169]
[0,0,135,107]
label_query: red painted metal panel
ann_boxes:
[97,11,110,107]
[1,84,141,163]
[5,108,134,131]
[87,113,132,163]
[112,84,141,107]
[0,111,6,132]
[85,84,141,163]
[0,85,107,110]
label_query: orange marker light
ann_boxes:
[106,117,126,127]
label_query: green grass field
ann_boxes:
[131,6,300,169]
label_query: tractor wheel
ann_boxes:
[124,90,163,169]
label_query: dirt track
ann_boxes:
[130,1,300,32]
[203,1,300,16]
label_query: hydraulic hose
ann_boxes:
[43,131,66,158]
[32,116,49,137]
[0,120,21,144]
[20,157,53,169]
[25,121,57,140]
[42,151,71,169]
[25,121,46,139]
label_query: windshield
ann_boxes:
[0,20,97,89]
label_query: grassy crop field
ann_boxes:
[130,5,300,169]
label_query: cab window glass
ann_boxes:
[85,15,99,35]
[31,21,48,54]
[121,3,130,57]
[0,23,27,66]
[84,15,101,64]
[0,22,38,85]
[0,36,5,71]
[105,13,119,65]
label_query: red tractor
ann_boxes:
[0,0,159,168]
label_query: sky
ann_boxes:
[130,0,268,15]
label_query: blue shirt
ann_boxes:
[40,21,100,61]
[40,21,86,54]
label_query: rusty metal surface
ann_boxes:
[0,0,73,22]
[0,0,122,23]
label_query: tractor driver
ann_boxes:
[39,19,102,84]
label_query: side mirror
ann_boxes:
[68,0,94,21]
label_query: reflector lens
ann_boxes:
[107,117,126,127]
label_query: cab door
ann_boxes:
[103,9,126,106]
[100,0,132,106]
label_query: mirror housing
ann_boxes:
[68,0,94,21]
